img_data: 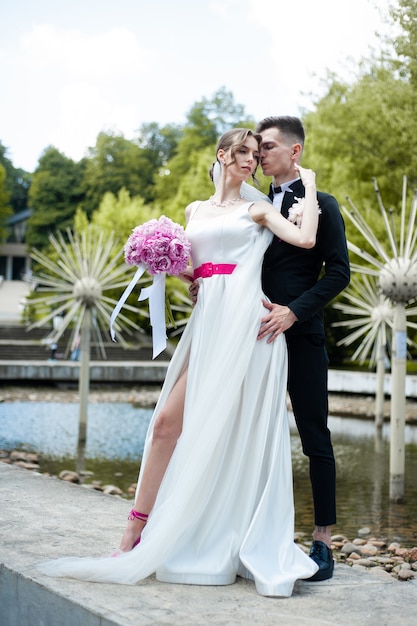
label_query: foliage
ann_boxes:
[300,1,417,254]
[91,187,158,243]
[0,164,13,242]
[157,146,215,225]
[136,121,182,201]
[6,2,417,361]
[0,141,31,214]
[304,68,415,196]
[80,132,149,215]
[153,87,255,204]
[27,147,84,250]
[389,0,417,87]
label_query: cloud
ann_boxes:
[12,23,157,163]
[48,82,139,160]
[1,0,392,172]
[243,0,390,115]
[19,23,155,78]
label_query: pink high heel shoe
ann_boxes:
[111,509,149,557]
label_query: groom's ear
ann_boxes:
[291,143,302,161]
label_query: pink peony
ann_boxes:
[124,216,191,275]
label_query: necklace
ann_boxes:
[209,195,243,208]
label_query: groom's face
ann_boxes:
[259,128,296,182]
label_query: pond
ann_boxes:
[1,401,416,547]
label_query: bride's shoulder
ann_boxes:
[249,199,274,214]
[185,200,200,216]
[186,199,209,222]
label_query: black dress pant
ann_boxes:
[285,333,336,527]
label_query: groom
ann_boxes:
[256,116,350,581]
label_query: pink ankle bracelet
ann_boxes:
[128,509,149,522]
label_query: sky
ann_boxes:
[0,0,392,173]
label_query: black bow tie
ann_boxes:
[273,185,282,194]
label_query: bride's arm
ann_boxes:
[250,164,318,248]
[178,202,195,283]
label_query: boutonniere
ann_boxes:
[287,196,321,228]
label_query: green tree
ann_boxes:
[303,0,417,206]
[91,187,158,242]
[0,164,12,241]
[0,141,31,213]
[304,67,416,206]
[154,87,255,204]
[27,147,84,250]
[136,122,182,201]
[390,0,417,87]
[81,131,154,214]
[160,146,215,225]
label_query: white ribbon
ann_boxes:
[137,272,167,359]
[110,263,168,359]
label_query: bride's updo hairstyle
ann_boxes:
[209,128,262,185]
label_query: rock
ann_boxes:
[10,450,28,461]
[59,470,80,483]
[13,461,40,470]
[368,556,394,564]
[394,548,410,558]
[368,567,393,580]
[360,544,379,556]
[408,547,417,562]
[353,558,376,567]
[398,569,417,580]
[102,485,124,496]
[358,527,371,536]
[341,542,361,555]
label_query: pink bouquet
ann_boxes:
[124,216,191,276]
[111,216,191,358]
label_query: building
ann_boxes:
[0,208,32,281]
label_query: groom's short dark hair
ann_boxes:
[256,116,305,146]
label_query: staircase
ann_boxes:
[0,325,172,362]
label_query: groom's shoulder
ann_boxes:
[317,189,340,210]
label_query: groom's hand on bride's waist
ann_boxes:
[258,300,297,343]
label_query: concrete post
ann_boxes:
[389,303,406,501]
[76,308,91,475]
[375,338,385,430]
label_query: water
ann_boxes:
[1,401,416,547]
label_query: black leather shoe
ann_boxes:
[307,540,334,581]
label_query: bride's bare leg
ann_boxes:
[118,368,188,552]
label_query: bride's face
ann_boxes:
[226,136,260,182]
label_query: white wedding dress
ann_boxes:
[37,203,317,597]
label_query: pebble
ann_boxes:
[2,387,417,582]
[2,446,417,583]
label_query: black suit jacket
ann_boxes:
[262,179,350,335]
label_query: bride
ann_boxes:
[38,128,319,597]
